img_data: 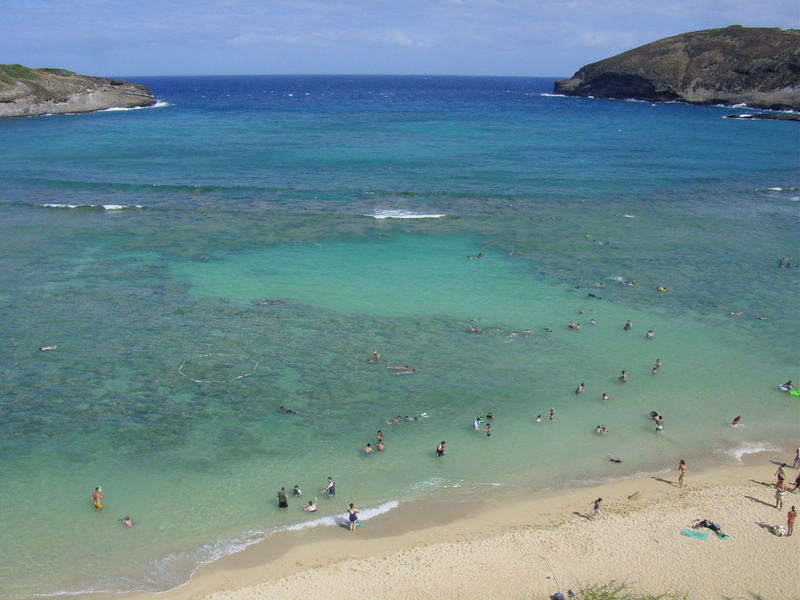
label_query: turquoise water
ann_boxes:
[0,76,798,599]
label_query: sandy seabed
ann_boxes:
[112,450,799,600]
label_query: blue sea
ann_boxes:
[0,75,798,599]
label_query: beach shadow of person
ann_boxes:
[651,476,679,487]
[572,511,592,520]
[755,521,775,533]
[749,479,774,487]
[334,517,350,530]
[744,495,773,507]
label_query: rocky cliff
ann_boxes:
[554,26,800,110]
[0,64,155,118]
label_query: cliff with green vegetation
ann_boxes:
[0,64,155,117]
[554,26,800,110]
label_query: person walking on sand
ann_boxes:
[776,464,787,484]
[277,487,289,508]
[678,459,687,487]
[775,481,788,510]
[793,448,800,470]
[592,497,603,517]
[788,506,797,536]
[347,503,359,532]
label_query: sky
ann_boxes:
[1,0,798,77]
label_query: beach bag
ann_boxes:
[772,525,787,537]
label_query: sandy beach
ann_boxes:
[111,449,800,600]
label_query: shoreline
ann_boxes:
[100,446,800,600]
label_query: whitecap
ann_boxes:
[98,101,170,112]
[539,93,567,98]
[368,209,445,219]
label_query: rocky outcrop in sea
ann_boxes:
[0,64,155,118]
[554,26,800,110]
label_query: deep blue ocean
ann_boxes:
[0,76,798,599]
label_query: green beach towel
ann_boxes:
[680,529,708,540]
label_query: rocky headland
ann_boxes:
[0,64,155,118]
[554,26,800,110]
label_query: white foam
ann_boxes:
[768,187,783,191]
[284,499,400,531]
[368,209,445,219]
[621,214,635,218]
[100,101,170,112]
[539,93,567,98]
[40,203,142,210]
[724,441,781,463]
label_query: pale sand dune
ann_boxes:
[120,453,799,600]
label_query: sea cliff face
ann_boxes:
[0,64,155,117]
[554,26,800,110]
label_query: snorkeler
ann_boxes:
[279,406,299,414]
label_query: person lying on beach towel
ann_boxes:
[691,519,728,538]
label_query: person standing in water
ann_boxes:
[348,503,359,532]
[277,487,289,508]
[549,408,555,421]
[619,370,627,383]
[678,459,687,487]
[322,477,336,497]
[91,486,104,510]
[485,422,492,437]
[623,320,632,331]
[436,441,446,457]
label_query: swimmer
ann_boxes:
[619,370,628,383]
[602,393,610,402]
[575,382,585,394]
[536,415,543,423]
[657,286,669,292]
[122,516,132,527]
[549,407,555,421]
[543,327,553,332]
[728,311,743,317]
[377,430,383,443]
[435,441,446,457]
[368,350,382,362]
[590,318,597,325]
[293,485,302,496]
[508,331,519,338]
[385,415,402,424]
[782,381,796,391]
[376,440,385,451]
[646,330,654,339]
[579,308,587,314]
[304,499,318,512]
[395,369,417,375]
[91,486,104,510]
[363,443,373,454]
[39,345,59,351]
[473,417,483,431]
[467,326,484,333]
[279,406,299,415]
[404,415,420,421]
[655,358,662,368]
[651,366,658,375]
[485,422,492,437]
[623,320,632,331]
[595,425,608,434]
[486,412,493,420]
[387,365,411,370]
[523,329,531,338]
[731,416,741,427]
[608,457,622,463]
[624,280,636,286]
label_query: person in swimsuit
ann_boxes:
[122,516,132,527]
[91,487,104,510]
[322,477,335,497]
[485,422,491,437]
[293,485,302,496]
[646,330,654,339]
[678,459,687,487]
[277,487,289,508]
[376,430,383,443]
[473,417,482,431]
[619,370,627,383]
[655,358,662,368]
[549,408,555,421]
[363,443,373,454]
[435,441,445,457]
[775,481,788,510]
[592,497,603,517]
[602,393,610,402]
[575,382,585,394]
[776,464,787,484]
[304,499,318,512]
[376,440,385,451]
[348,503,359,532]
[731,416,741,427]
[788,506,797,536]
[793,448,800,469]
[535,415,543,423]
[623,320,632,331]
